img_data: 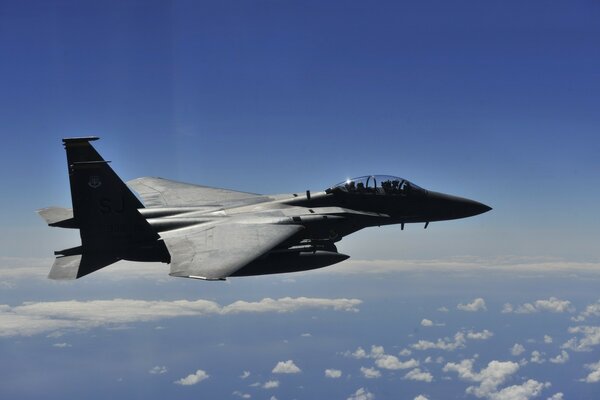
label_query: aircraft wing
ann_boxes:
[161,222,304,280]
[128,177,267,207]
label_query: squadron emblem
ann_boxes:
[88,175,102,189]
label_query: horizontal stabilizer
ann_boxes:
[48,252,119,280]
[37,207,77,228]
[48,255,82,280]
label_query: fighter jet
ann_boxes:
[38,137,491,281]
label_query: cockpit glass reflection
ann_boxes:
[328,175,424,195]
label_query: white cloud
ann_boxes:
[531,298,573,313]
[581,361,600,383]
[360,366,381,379]
[438,306,449,312]
[502,303,514,313]
[562,325,600,352]
[369,345,385,358]
[149,366,167,374]
[325,369,342,378]
[347,387,375,400]
[511,344,525,356]
[346,344,419,372]
[0,297,361,337]
[399,348,412,356]
[543,335,553,344]
[301,333,312,337]
[414,396,429,400]
[404,368,433,382]
[573,300,600,322]
[375,355,419,370]
[222,297,361,314]
[518,358,529,367]
[52,342,71,348]
[457,298,487,312]
[174,369,209,385]
[346,344,417,370]
[345,346,369,359]
[272,360,301,374]
[547,393,563,400]
[412,331,466,351]
[467,330,494,340]
[443,359,520,398]
[530,351,545,364]
[420,318,444,327]
[514,304,537,314]
[0,257,62,281]
[505,298,574,314]
[489,379,550,400]
[549,351,569,364]
[263,380,279,389]
[232,391,251,399]
[240,371,250,379]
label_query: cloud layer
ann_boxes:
[4,256,600,285]
[0,297,362,337]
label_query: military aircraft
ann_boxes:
[38,137,491,281]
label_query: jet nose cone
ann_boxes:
[426,192,492,221]
[449,198,492,219]
[468,201,492,217]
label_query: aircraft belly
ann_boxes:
[231,250,349,277]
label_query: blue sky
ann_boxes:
[1,1,600,399]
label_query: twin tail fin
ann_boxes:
[38,137,169,280]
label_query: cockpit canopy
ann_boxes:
[327,175,425,196]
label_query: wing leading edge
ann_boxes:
[162,223,304,280]
[128,177,267,207]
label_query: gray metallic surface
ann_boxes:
[128,177,271,207]
[40,138,491,281]
[37,207,74,225]
[48,255,81,280]
[164,223,304,280]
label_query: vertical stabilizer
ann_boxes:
[41,138,168,279]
